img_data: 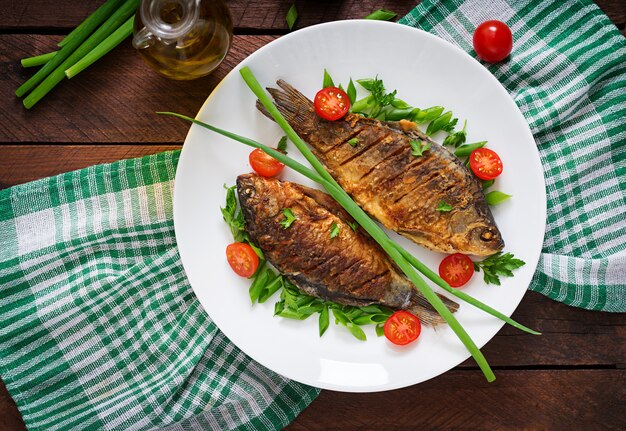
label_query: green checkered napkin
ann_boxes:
[401,0,626,311]
[1,1,625,431]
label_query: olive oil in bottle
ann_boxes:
[132,0,232,80]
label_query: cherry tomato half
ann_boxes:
[314,86,350,121]
[469,147,503,180]
[439,253,475,288]
[226,242,259,278]
[384,310,421,346]
[473,20,513,63]
[249,148,285,177]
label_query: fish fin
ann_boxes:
[408,291,459,326]
[256,80,316,127]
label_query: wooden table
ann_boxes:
[1,1,625,430]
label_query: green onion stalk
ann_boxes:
[15,0,126,98]
[65,15,135,79]
[21,51,57,68]
[20,0,138,109]
[158,67,539,381]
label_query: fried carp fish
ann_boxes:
[258,80,505,256]
[237,174,458,326]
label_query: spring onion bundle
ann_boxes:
[159,67,541,382]
[16,0,138,108]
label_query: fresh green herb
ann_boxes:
[485,191,512,206]
[354,77,397,118]
[426,111,457,135]
[20,0,139,109]
[258,272,284,303]
[347,78,357,105]
[412,106,444,123]
[474,252,526,285]
[443,120,467,148]
[436,200,453,212]
[348,221,359,232]
[286,3,298,30]
[221,185,247,243]
[323,68,335,88]
[280,208,297,229]
[375,323,385,337]
[249,264,270,303]
[21,51,57,68]
[364,9,397,21]
[410,140,431,157]
[385,107,414,121]
[455,141,487,158]
[277,136,288,153]
[347,137,359,147]
[65,15,134,79]
[482,179,495,190]
[330,222,341,238]
[319,305,330,336]
[16,0,126,99]
[274,278,392,340]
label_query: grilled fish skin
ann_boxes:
[257,80,504,256]
[237,173,458,326]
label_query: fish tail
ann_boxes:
[408,292,459,326]
[255,79,315,127]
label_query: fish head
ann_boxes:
[236,174,282,219]
[465,222,505,256]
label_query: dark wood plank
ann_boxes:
[0,0,623,31]
[0,35,276,143]
[287,370,626,430]
[0,380,25,431]
[0,145,180,189]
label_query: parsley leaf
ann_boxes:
[443,120,467,148]
[355,76,397,118]
[330,222,341,238]
[474,252,526,285]
[348,221,359,232]
[436,200,453,212]
[280,208,297,229]
[410,139,431,157]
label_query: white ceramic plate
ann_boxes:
[173,20,546,392]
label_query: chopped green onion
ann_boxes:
[485,191,512,206]
[482,179,495,190]
[364,9,397,21]
[454,141,487,158]
[21,51,57,68]
[58,0,122,48]
[319,305,330,336]
[65,15,134,79]
[426,111,454,135]
[277,136,288,153]
[286,3,298,30]
[413,106,443,123]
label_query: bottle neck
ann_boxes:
[140,0,199,41]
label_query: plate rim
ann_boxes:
[173,20,547,392]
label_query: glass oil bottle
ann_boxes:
[132,0,233,80]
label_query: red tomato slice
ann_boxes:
[473,20,513,63]
[439,253,475,288]
[249,148,284,177]
[226,242,259,278]
[314,87,350,121]
[469,148,503,180]
[384,310,421,346]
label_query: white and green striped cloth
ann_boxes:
[1,1,625,430]
[401,0,626,311]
